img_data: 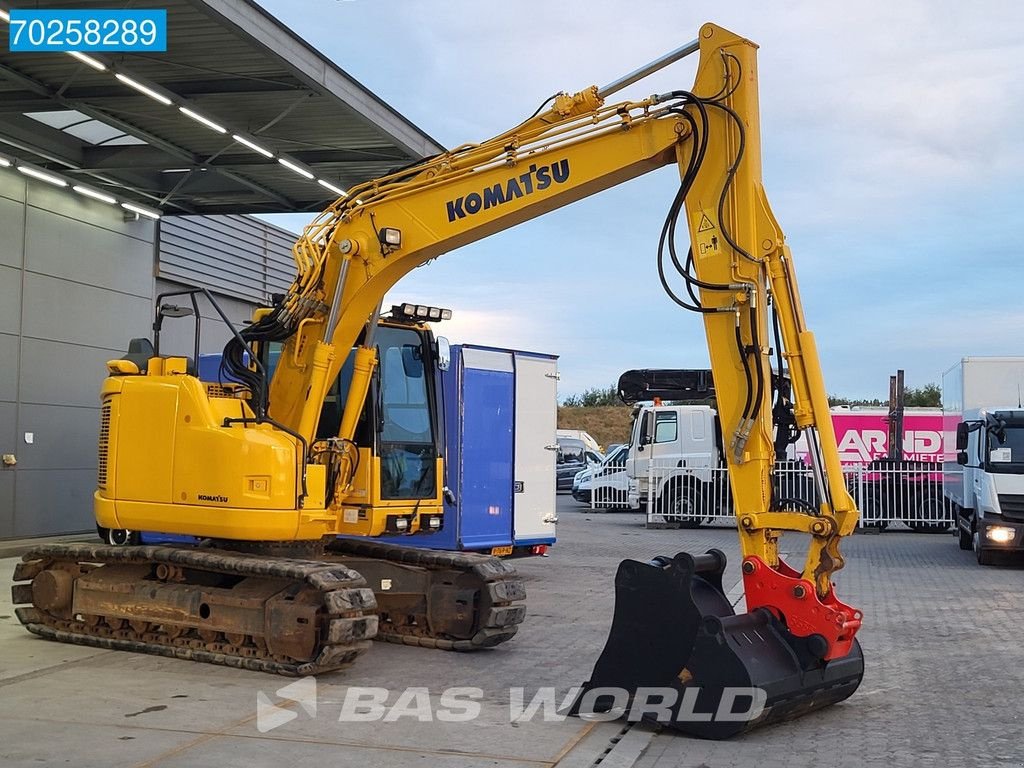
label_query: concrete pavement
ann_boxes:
[1,497,1022,766]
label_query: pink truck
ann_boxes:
[793,408,949,531]
[804,408,948,466]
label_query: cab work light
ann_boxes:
[392,303,453,323]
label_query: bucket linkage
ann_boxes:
[571,550,863,739]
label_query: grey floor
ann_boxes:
[1,496,1020,767]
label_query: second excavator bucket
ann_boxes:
[571,550,863,739]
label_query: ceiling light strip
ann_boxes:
[7,29,349,197]
[18,165,67,187]
[121,202,161,219]
[68,52,107,71]
[179,106,226,134]
[115,73,172,106]
[317,178,347,197]
[278,157,314,179]
[73,185,117,204]
[2,158,160,217]
[232,134,273,158]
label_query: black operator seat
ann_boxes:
[121,338,155,373]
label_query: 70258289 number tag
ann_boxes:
[9,10,167,53]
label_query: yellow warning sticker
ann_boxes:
[698,213,715,232]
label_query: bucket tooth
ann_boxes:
[572,550,864,739]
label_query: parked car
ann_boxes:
[556,438,602,491]
[572,444,636,509]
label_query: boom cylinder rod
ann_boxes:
[597,39,700,99]
[323,257,351,341]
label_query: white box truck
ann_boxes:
[943,357,1024,564]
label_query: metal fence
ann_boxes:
[588,461,949,532]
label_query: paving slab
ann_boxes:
[0,497,1022,767]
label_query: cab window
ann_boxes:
[654,412,678,443]
[376,326,437,500]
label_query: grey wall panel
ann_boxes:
[0,195,25,269]
[0,399,17,536]
[0,472,13,539]
[14,469,95,536]
[16,404,98,471]
[0,177,159,539]
[159,214,296,304]
[0,170,26,206]
[0,332,18,403]
[19,338,116,408]
[21,273,151,351]
[0,401,16,459]
[0,265,21,335]
[25,207,154,298]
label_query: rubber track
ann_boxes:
[11,543,378,676]
[326,539,527,651]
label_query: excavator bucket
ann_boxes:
[572,550,863,739]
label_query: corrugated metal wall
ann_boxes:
[158,215,295,305]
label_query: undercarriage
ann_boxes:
[12,539,526,675]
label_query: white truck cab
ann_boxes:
[943,358,1024,565]
[625,404,722,524]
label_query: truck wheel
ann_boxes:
[665,484,704,529]
[973,529,996,566]
[910,494,951,533]
[958,525,972,551]
[858,489,890,531]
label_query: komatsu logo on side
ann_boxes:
[445,159,570,223]
[198,494,229,503]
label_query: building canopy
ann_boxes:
[0,0,443,214]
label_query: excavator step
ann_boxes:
[572,550,864,739]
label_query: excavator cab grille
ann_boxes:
[97,400,111,489]
[205,383,245,399]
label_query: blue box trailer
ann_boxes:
[376,344,558,556]
[144,344,558,556]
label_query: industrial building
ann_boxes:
[0,0,441,538]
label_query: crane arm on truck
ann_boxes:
[15,23,863,735]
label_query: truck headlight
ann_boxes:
[986,526,1016,544]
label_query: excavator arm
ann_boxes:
[243,23,860,657]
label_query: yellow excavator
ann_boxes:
[12,23,863,737]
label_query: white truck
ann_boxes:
[943,357,1024,564]
[624,401,957,531]
[626,404,722,525]
[556,429,602,453]
[622,402,815,526]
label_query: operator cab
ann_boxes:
[256,303,451,512]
